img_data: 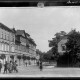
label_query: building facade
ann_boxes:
[58,36,68,55]
[0,23,37,65]
[0,23,15,63]
[13,29,37,65]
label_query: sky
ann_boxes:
[0,6,80,52]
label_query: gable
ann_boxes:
[22,33,25,37]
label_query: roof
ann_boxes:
[16,30,25,35]
[58,30,76,43]
[0,23,14,33]
[25,32,30,37]
[28,37,36,46]
[57,35,68,43]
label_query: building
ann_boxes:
[0,23,15,63]
[12,29,37,65]
[28,37,36,58]
[58,36,68,55]
[0,23,37,65]
[58,30,75,55]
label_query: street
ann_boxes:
[0,64,80,77]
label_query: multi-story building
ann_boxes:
[0,23,15,63]
[0,23,37,65]
[12,29,37,65]
[28,37,36,58]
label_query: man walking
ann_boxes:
[0,61,2,73]
[13,60,18,73]
[39,61,43,71]
[25,61,27,67]
[3,61,8,74]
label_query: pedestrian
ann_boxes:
[0,61,2,73]
[3,61,8,74]
[37,61,39,66]
[7,61,13,73]
[29,61,31,65]
[13,60,18,73]
[25,61,27,67]
[39,61,43,71]
[12,61,14,72]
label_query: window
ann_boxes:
[8,45,9,51]
[8,35,9,41]
[5,34,6,40]
[4,44,6,51]
[0,43,1,50]
[12,35,14,42]
[1,43,4,51]
[61,44,66,51]
[1,32,3,39]
[6,44,8,51]
[3,44,5,51]
[12,46,14,52]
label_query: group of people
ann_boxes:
[0,60,18,74]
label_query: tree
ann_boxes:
[66,29,80,66]
[10,55,14,61]
[17,55,22,66]
[26,56,30,60]
[49,31,67,61]
[36,49,43,61]
[22,54,27,64]
[22,54,26,60]
[0,54,6,64]
[1,54,6,60]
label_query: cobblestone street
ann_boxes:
[0,64,80,77]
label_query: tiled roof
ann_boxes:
[0,23,14,33]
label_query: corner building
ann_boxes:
[0,23,15,63]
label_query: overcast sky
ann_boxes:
[0,7,80,52]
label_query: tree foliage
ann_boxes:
[1,54,6,60]
[66,30,80,54]
[10,55,14,59]
[66,29,80,66]
[26,56,30,60]
[22,54,27,61]
[17,55,21,60]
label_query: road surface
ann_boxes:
[0,64,80,77]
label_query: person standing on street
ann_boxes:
[25,61,27,67]
[39,61,43,71]
[13,60,18,73]
[3,61,8,74]
[0,61,2,73]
